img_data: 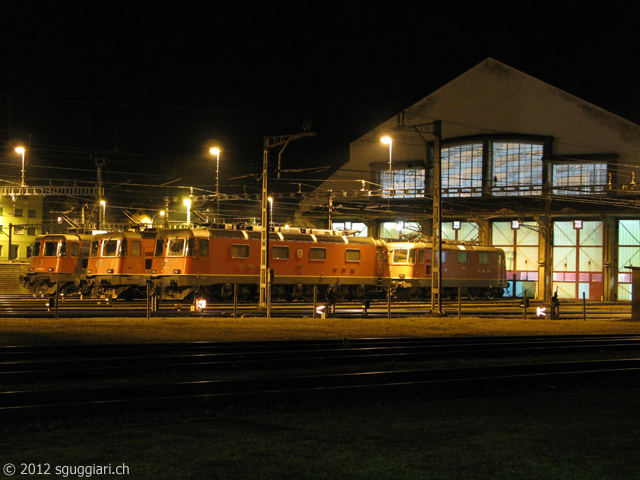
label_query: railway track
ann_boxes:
[2,335,640,422]
[0,295,631,319]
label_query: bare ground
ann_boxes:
[0,314,638,346]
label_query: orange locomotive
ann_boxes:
[21,233,92,295]
[84,230,157,299]
[386,241,508,300]
[22,225,508,301]
[149,226,388,301]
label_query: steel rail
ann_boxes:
[2,335,640,383]
[2,357,640,422]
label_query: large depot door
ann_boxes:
[553,221,604,300]
[491,221,539,298]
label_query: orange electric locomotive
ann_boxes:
[149,226,388,301]
[22,225,508,301]
[21,233,92,296]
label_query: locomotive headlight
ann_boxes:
[107,269,114,274]
[173,269,181,274]
[87,269,92,274]
[29,267,34,272]
[151,270,156,274]
[47,267,54,272]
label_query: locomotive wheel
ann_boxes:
[467,289,479,300]
[485,289,496,300]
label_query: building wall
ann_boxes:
[295,58,640,301]
[0,195,44,261]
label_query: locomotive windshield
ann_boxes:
[392,248,417,264]
[43,241,59,257]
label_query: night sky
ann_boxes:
[2,1,640,218]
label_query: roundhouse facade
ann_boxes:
[295,58,640,302]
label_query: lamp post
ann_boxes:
[14,147,26,187]
[99,200,106,229]
[209,147,221,217]
[381,136,393,174]
[267,197,274,225]
[183,198,191,226]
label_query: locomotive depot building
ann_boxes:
[294,58,640,303]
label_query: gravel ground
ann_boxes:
[0,314,638,346]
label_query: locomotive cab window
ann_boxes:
[70,242,79,257]
[90,240,99,257]
[168,238,185,257]
[458,251,468,264]
[59,241,67,257]
[154,239,164,256]
[32,241,41,257]
[131,241,141,257]
[393,248,408,263]
[417,249,425,264]
[345,249,360,262]
[102,239,119,257]
[479,252,490,264]
[272,245,290,260]
[184,238,196,257]
[310,247,326,261]
[199,239,209,257]
[43,241,58,257]
[231,244,250,259]
[393,248,416,263]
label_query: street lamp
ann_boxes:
[99,200,106,229]
[209,147,221,216]
[152,210,165,227]
[381,136,393,173]
[267,196,273,225]
[14,147,26,187]
[183,198,191,226]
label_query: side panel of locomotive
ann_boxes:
[21,234,91,295]
[150,227,387,301]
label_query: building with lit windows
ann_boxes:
[0,194,43,261]
[295,58,640,302]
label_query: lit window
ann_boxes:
[393,248,409,263]
[442,143,483,197]
[380,168,425,198]
[492,142,543,196]
[552,162,607,195]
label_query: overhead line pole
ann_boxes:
[259,131,316,315]
[393,119,443,314]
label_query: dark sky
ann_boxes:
[2,1,640,216]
